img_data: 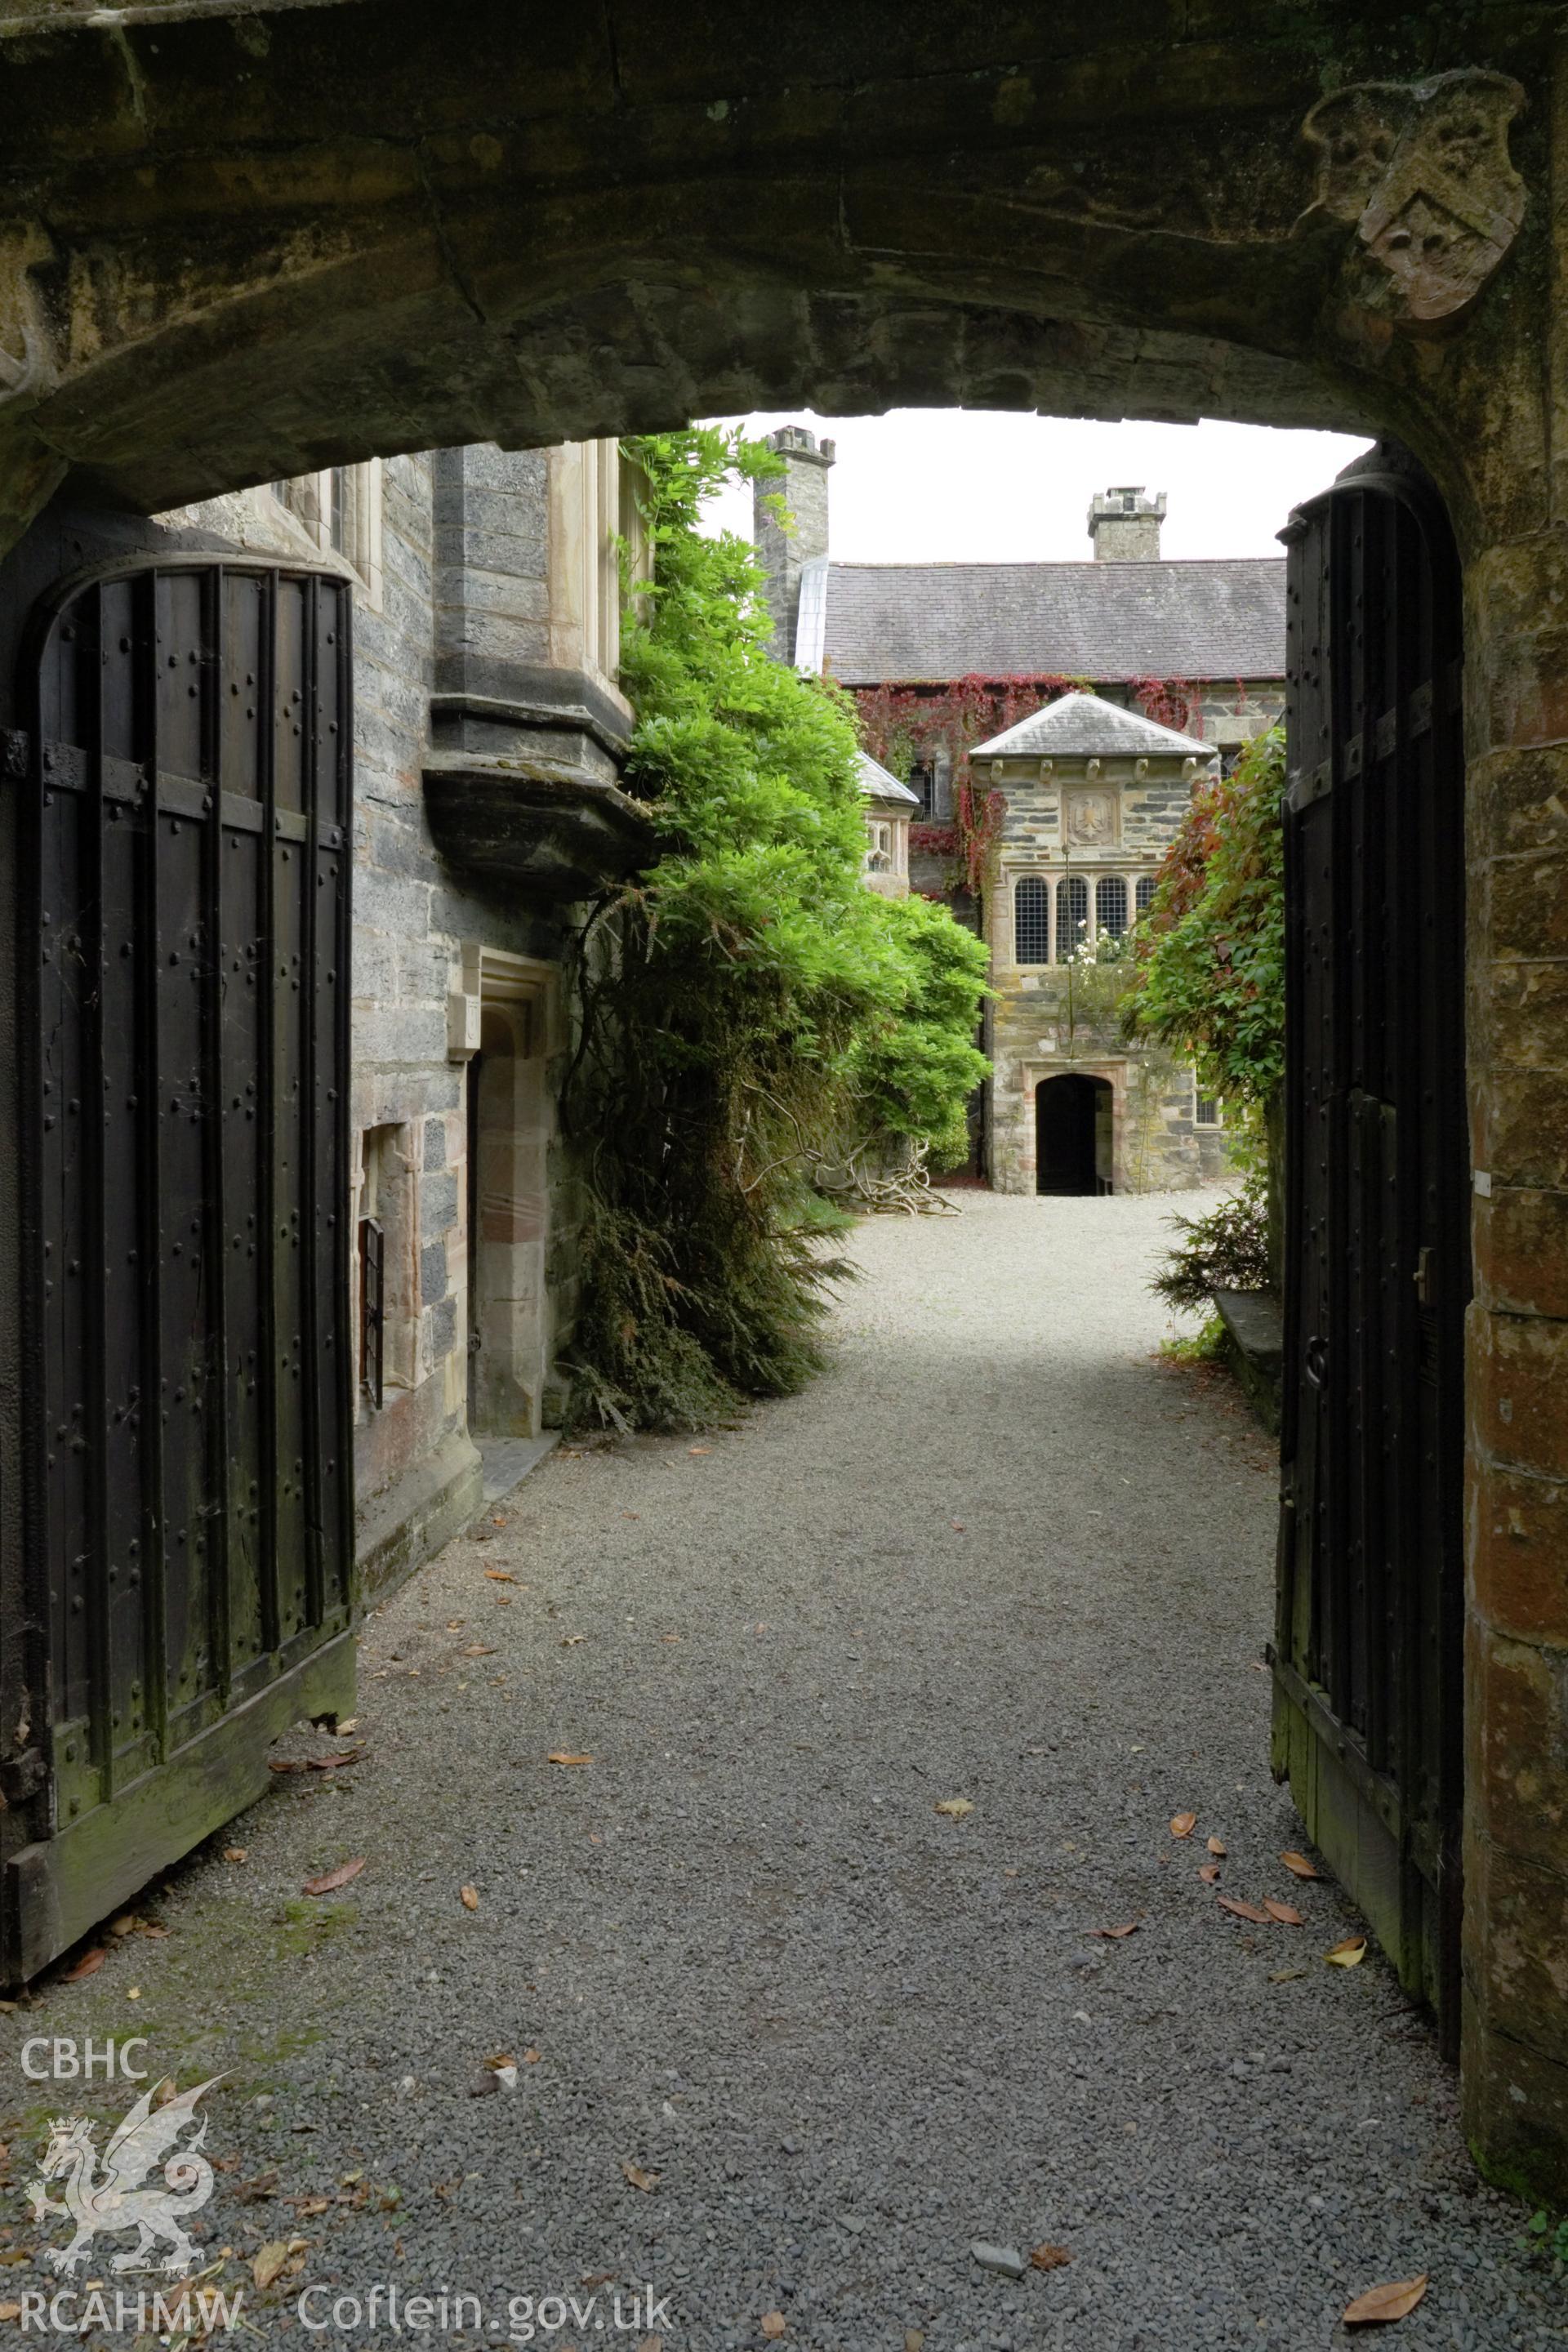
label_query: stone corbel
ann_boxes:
[448,982,482,1062]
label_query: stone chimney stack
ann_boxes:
[1087,485,1167,561]
[753,424,835,655]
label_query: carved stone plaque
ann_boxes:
[1300,69,1526,328]
[1066,790,1116,847]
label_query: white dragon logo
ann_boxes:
[26,2078,223,2278]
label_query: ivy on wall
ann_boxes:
[853,671,1200,891]
[1120,726,1286,1113]
[1119,725,1287,1296]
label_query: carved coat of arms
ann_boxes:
[1300,69,1526,328]
[1066,791,1115,848]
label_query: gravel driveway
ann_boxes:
[2,1192,1556,2350]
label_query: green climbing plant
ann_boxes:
[559,425,990,1431]
[1120,727,1286,1120]
[1120,726,1286,1297]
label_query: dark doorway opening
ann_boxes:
[1036,1074,1112,1196]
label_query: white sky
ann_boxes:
[700,410,1372,565]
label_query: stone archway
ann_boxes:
[0,2,1563,2197]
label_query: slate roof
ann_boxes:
[808,555,1286,684]
[857,748,920,805]
[971,691,1210,762]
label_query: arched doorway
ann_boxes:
[1036,1074,1112,1196]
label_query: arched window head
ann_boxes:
[1014,875,1050,964]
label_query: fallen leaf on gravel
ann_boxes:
[137,1922,168,1939]
[934,1797,974,1819]
[621,2162,659,2193]
[1199,1863,1223,1884]
[760,2316,786,2341]
[252,2243,289,2291]
[580,2273,617,2289]
[1169,1812,1197,1839]
[1281,1851,1321,1879]
[460,1886,479,1912]
[523,2047,542,2065]
[561,1636,587,1647]
[293,2196,331,2216]
[688,1446,710,1456]
[302,1858,365,1896]
[110,1913,137,1936]
[1325,1935,1368,1967]
[307,1752,360,1772]
[484,1569,516,1584]
[1217,1895,1271,1923]
[951,1520,965,1532]
[1205,1837,1226,1857]
[638,2339,662,2352]
[549,1752,593,1768]
[1269,1967,1309,1983]
[661,1635,681,1643]
[0,2302,21,2322]
[224,1848,247,1864]
[63,1948,105,1981]
[268,1758,305,1774]
[1343,2274,1428,2325]
[1263,1900,1304,1926]
[462,1645,497,1659]
[336,1717,360,1735]
[1088,1922,1138,1940]
[905,2335,924,2352]
[1029,2244,1072,2272]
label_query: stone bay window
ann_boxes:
[856,750,916,898]
[971,693,1218,1196]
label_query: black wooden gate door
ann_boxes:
[2,556,354,1984]
[1272,445,1468,2047]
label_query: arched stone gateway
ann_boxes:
[0,2,1563,2198]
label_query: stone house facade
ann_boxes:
[768,434,1287,861]
[971,692,1232,1194]
[762,429,1285,1190]
[154,442,649,1593]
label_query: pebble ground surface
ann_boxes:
[2,1192,1560,2352]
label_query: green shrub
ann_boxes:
[561,426,989,1429]
[1152,1178,1272,1315]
